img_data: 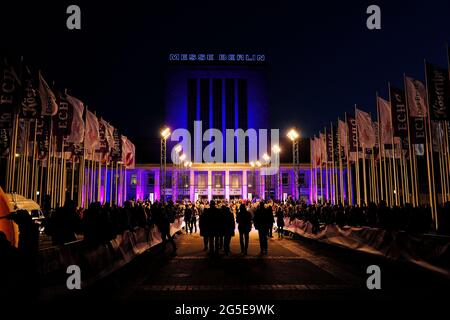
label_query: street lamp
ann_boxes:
[160,126,171,202]
[287,128,300,200]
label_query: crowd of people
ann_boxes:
[2,195,450,298]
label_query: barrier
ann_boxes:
[39,218,184,290]
[283,217,450,277]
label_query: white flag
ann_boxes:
[377,97,393,145]
[39,71,58,116]
[85,110,100,154]
[356,108,376,148]
[65,94,85,144]
[405,77,428,118]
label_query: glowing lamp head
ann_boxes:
[160,127,171,140]
[250,161,255,168]
[287,128,299,141]
[255,161,262,167]
[272,144,281,154]
[263,153,270,162]
[179,153,186,161]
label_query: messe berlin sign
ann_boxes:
[168,53,266,64]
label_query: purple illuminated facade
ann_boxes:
[125,53,351,203]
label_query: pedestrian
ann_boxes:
[221,205,235,255]
[253,201,272,255]
[184,204,192,234]
[267,205,275,238]
[190,204,198,233]
[236,203,252,255]
[207,200,221,255]
[199,205,209,251]
[275,206,285,238]
[154,202,177,254]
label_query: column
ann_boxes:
[155,169,160,201]
[190,169,195,201]
[225,170,230,200]
[207,170,212,201]
[242,169,248,200]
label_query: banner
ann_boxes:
[53,91,74,138]
[65,94,84,145]
[35,116,51,160]
[389,86,408,139]
[326,129,333,162]
[377,97,393,145]
[405,77,428,118]
[0,107,12,156]
[84,109,100,155]
[347,117,357,161]
[338,119,347,156]
[409,116,426,144]
[425,63,450,120]
[0,58,21,113]
[110,127,122,162]
[96,118,109,163]
[319,133,327,165]
[19,66,40,119]
[121,136,135,169]
[356,108,376,148]
[39,71,58,116]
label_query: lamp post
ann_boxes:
[255,160,262,199]
[287,128,300,200]
[272,144,281,201]
[263,153,271,200]
[173,145,182,201]
[160,127,171,202]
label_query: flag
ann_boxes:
[121,136,135,169]
[39,71,58,116]
[35,116,51,160]
[319,133,327,164]
[389,86,408,139]
[377,97,393,145]
[84,109,100,155]
[0,108,12,156]
[355,108,376,148]
[338,119,348,157]
[347,117,358,161]
[425,63,450,120]
[326,130,333,162]
[19,66,40,119]
[53,91,74,138]
[409,116,426,144]
[65,94,85,144]
[405,77,427,118]
[96,118,110,163]
[110,127,122,162]
[0,57,21,113]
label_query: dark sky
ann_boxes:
[1,0,450,162]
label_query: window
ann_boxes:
[147,173,155,186]
[299,173,306,187]
[282,173,289,186]
[214,173,223,188]
[130,174,137,186]
[230,173,240,188]
[198,173,207,188]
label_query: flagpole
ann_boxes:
[424,60,438,229]
[376,93,385,205]
[354,107,361,206]
[344,113,352,205]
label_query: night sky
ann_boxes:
[1,0,450,162]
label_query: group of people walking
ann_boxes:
[184,199,285,256]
